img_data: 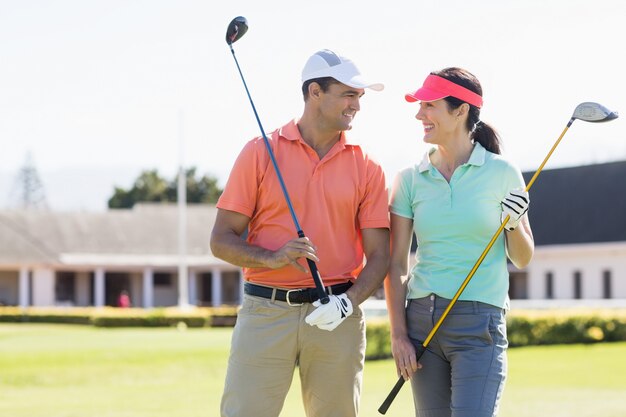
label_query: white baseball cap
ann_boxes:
[301,49,384,91]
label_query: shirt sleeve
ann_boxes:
[216,138,267,217]
[390,168,415,219]
[501,160,526,196]
[358,158,390,230]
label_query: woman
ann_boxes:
[384,67,534,417]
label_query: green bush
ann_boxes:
[364,310,626,361]
[89,307,212,328]
[207,306,239,327]
[0,307,91,324]
[2,307,625,360]
[0,306,242,328]
[507,314,626,347]
[91,315,207,328]
[365,320,392,360]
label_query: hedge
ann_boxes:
[364,310,626,360]
[507,314,626,347]
[2,307,625,360]
[0,306,238,328]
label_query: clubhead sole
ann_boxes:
[572,102,619,123]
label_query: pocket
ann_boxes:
[488,312,509,349]
[240,294,289,318]
[405,304,432,344]
[351,304,364,319]
[443,313,493,347]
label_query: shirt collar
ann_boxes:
[418,141,487,173]
[278,119,353,146]
[418,148,435,173]
[467,141,487,166]
[277,119,303,141]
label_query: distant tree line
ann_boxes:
[108,168,222,209]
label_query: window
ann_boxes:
[55,271,76,302]
[603,270,612,299]
[545,272,553,299]
[509,272,528,299]
[154,273,172,286]
[573,271,582,299]
[222,271,241,304]
[199,272,213,306]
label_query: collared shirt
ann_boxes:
[217,119,389,288]
[390,142,525,308]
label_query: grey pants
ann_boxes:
[406,294,508,417]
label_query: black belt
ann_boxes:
[244,281,353,305]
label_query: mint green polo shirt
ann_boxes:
[390,142,525,309]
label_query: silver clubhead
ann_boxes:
[572,102,619,123]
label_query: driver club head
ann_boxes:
[572,102,619,123]
[225,16,248,45]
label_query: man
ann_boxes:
[212,49,390,417]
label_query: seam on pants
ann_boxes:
[479,313,502,415]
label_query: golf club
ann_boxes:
[225,16,329,305]
[378,101,619,414]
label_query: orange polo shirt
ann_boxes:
[217,119,389,288]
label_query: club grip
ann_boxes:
[298,231,329,304]
[305,259,329,304]
[378,344,426,414]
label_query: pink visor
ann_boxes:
[405,74,483,108]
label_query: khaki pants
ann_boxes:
[221,294,366,417]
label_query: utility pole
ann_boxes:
[177,110,190,310]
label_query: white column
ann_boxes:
[31,268,54,306]
[143,268,154,308]
[94,268,105,308]
[211,268,222,306]
[18,267,29,308]
[188,270,197,306]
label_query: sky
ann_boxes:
[1,0,624,211]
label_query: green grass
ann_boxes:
[0,324,229,417]
[0,324,624,417]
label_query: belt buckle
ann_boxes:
[286,289,303,306]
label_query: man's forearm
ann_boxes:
[346,251,390,306]
[210,233,274,268]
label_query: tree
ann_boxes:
[108,168,222,209]
[11,152,48,209]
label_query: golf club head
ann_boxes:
[572,102,619,123]
[225,16,248,45]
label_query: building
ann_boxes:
[1,161,625,309]
[509,161,626,303]
[0,204,242,308]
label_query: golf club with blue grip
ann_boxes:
[225,16,329,305]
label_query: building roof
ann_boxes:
[523,160,626,245]
[3,161,625,267]
[0,203,222,267]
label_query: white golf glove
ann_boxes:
[305,293,353,331]
[501,188,529,231]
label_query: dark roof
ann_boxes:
[523,160,626,245]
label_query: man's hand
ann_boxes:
[267,237,319,272]
[305,294,353,331]
[501,188,529,231]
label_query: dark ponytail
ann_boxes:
[471,120,501,155]
[434,68,502,155]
